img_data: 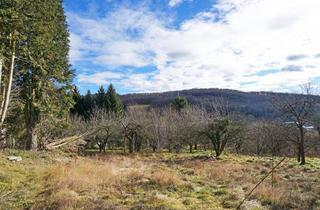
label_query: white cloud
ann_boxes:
[70,0,320,93]
[68,7,163,68]
[168,0,184,7]
[78,71,124,85]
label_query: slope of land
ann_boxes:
[121,88,320,119]
[1,150,319,210]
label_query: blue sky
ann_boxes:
[64,0,320,94]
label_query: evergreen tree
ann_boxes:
[0,0,24,127]
[96,85,109,111]
[106,84,122,114]
[72,86,81,104]
[14,0,74,150]
[171,96,189,112]
[70,85,123,119]
[83,90,94,120]
[70,86,81,115]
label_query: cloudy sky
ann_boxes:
[64,0,320,94]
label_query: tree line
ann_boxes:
[66,91,320,165]
[71,84,123,120]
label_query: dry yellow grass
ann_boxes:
[186,160,250,184]
[45,159,116,191]
[1,151,320,210]
[252,184,286,204]
[33,156,149,209]
[150,169,182,187]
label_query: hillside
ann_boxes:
[121,88,320,119]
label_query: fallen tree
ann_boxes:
[45,128,103,150]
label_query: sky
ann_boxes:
[63,0,320,94]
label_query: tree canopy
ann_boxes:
[72,84,123,119]
[171,96,189,112]
[0,0,74,150]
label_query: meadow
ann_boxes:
[1,150,319,210]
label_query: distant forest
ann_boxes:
[74,87,320,120]
[120,88,320,119]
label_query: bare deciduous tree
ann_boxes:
[149,108,165,152]
[121,107,150,153]
[0,33,16,128]
[272,83,316,164]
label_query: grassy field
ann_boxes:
[0,150,319,210]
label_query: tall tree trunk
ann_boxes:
[157,138,161,152]
[212,142,220,158]
[26,123,37,150]
[189,144,192,153]
[123,137,126,152]
[0,87,6,121]
[152,144,156,152]
[299,127,306,165]
[98,141,103,153]
[194,144,198,150]
[135,138,141,152]
[0,58,3,89]
[25,87,39,150]
[215,149,221,158]
[103,143,107,152]
[300,140,306,165]
[128,138,134,153]
[297,146,301,163]
[0,57,4,122]
[211,136,222,158]
[0,43,15,126]
[0,57,4,138]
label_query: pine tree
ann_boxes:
[106,84,122,114]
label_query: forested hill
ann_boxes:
[120,88,320,119]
